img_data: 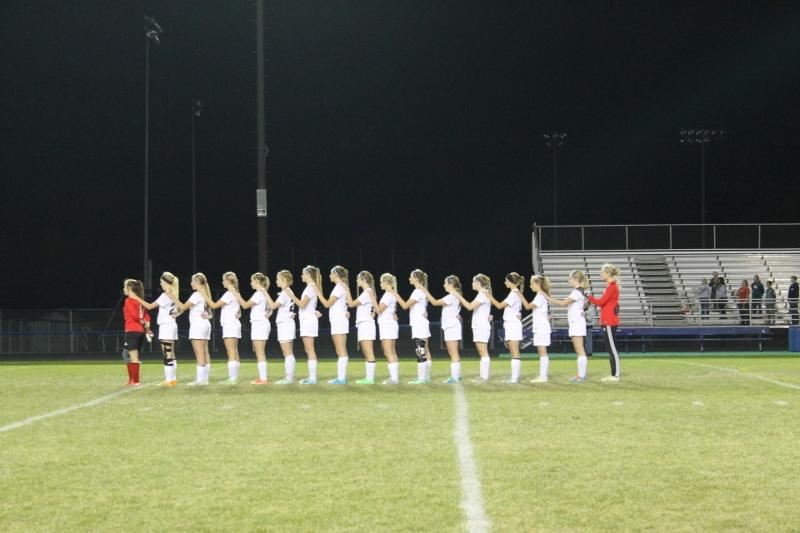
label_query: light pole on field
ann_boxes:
[680,129,725,247]
[191,99,202,273]
[143,15,163,292]
[543,131,567,249]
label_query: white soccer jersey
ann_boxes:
[188,291,207,323]
[329,284,347,317]
[298,285,318,317]
[502,291,522,322]
[471,291,491,328]
[249,291,268,322]
[156,292,176,325]
[355,288,374,324]
[378,292,397,324]
[219,290,240,325]
[409,288,428,325]
[532,292,551,332]
[275,292,293,324]
[568,289,585,323]
[441,294,461,328]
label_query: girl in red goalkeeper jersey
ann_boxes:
[587,263,621,382]
[122,279,152,386]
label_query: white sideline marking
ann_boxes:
[775,400,788,406]
[662,360,800,391]
[453,386,490,533]
[0,386,146,434]
[538,401,550,407]
[693,400,704,407]
[612,400,624,406]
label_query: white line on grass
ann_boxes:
[453,385,490,533]
[0,385,147,434]
[661,360,800,391]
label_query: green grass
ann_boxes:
[1,356,799,532]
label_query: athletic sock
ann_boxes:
[171,359,177,381]
[308,359,318,381]
[126,363,134,382]
[131,363,141,384]
[196,365,204,383]
[227,361,239,381]
[511,358,521,381]
[539,356,549,379]
[388,361,399,382]
[337,356,349,381]
[285,355,296,380]
[365,360,376,380]
[479,356,490,379]
[426,357,432,377]
[163,362,170,381]
[577,355,587,378]
[417,362,426,381]
[257,361,267,381]
[451,361,461,380]
[205,363,211,383]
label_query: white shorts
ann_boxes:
[503,320,523,342]
[299,315,319,337]
[472,325,491,344]
[533,330,551,347]
[379,321,399,340]
[568,320,587,338]
[411,322,431,340]
[357,321,376,341]
[330,315,350,335]
[443,325,462,342]
[222,321,242,339]
[158,322,178,341]
[188,320,211,341]
[277,321,296,343]
[250,321,270,341]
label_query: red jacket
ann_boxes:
[588,281,620,326]
[124,297,151,333]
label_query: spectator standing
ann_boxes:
[789,276,799,326]
[765,281,776,325]
[751,275,764,317]
[697,278,711,318]
[737,280,750,325]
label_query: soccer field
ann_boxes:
[1,357,799,532]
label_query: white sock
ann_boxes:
[337,356,349,381]
[196,365,203,383]
[451,361,461,380]
[257,360,267,380]
[577,355,587,378]
[308,359,318,381]
[163,362,171,381]
[205,364,211,383]
[479,357,490,379]
[366,361,376,380]
[227,361,239,381]
[171,360,177,381]
[417,362,427,381]
[539,356,549,379]
[285,355,296,380]
[388,361,399,382]
[511,358,521,381]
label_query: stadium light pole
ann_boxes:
[680,129,725,247]
[544,132,566,249]
[191,99,202,274]
[143,15,163,293]
[255,0,268,273]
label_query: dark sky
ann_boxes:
[2,1,799,308]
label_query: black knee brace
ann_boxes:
[413,338,426,362]
[163,357,175,366]
[160,341,173,355]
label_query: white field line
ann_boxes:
[0,385,147,434]
[660,360,800,391]
[453,385,490,533]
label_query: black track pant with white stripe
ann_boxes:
[602,325,620,377]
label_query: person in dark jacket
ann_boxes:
[765,281,777,325]
[789,276,799,326]
[751,275,764,317]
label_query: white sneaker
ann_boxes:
[381,379,399,385]
[502,378,519,384]
[471,377,489,384]
[529,376,548,383]
[600,375,620,382]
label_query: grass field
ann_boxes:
[1,355,799,532]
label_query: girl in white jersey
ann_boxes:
[450,273,493,383]
[376,273,401,384]
[169,273,213,386]
[128,271,182,386]
[486,272,525,384]
[346,271,380,384]
[271,270,298,384]
[204,272,242,384]
[314,265,351,384]
[522,275,552,383]
[286,265,323,385]
[424,275,463,384]
[393,269,432,384]
[234,272,274,384]
[547,270,589,383]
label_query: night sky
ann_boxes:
[2,1,799,308]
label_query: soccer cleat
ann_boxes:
[529,376,548,383]
[125,381,141,387]
[328,378,348,385]
[356,378,375,385]
[275,378,295,385]
[381,379,400,385]
[158,380,177,387]
[408,378,430,385]
[220,378,239,385]
[186,380,204,387]
[502,378,519,384]
[569,376,586,383]
[470,377,489,384]
[601,375,620,382]
[299,378,317,385]
[251,379,269,385]
[443,377,461,384]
